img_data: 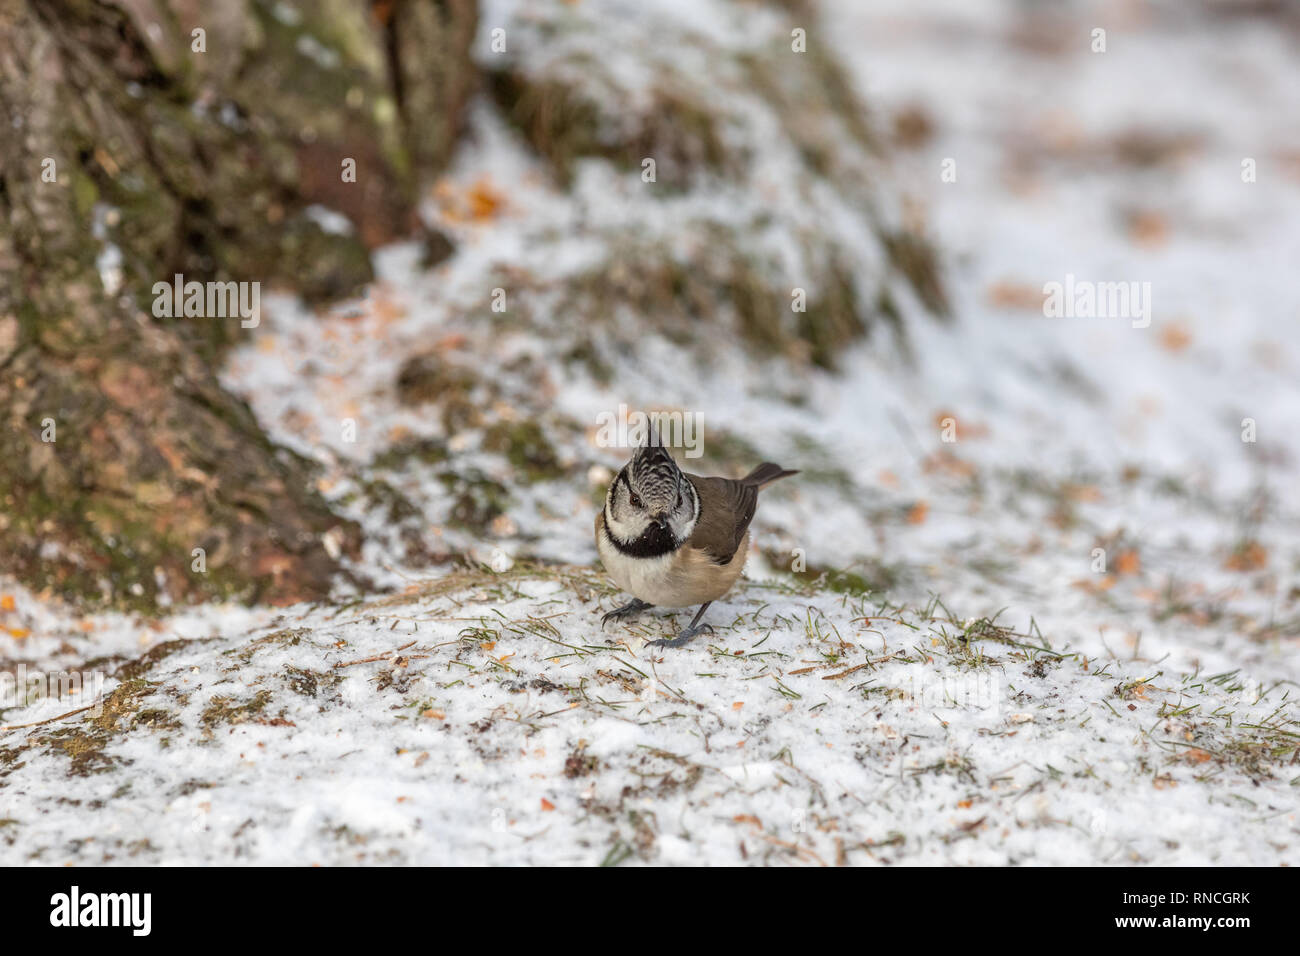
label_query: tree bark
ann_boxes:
[0,0,478,609]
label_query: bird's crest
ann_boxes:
[630,416,681,493]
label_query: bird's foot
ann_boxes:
[646,622,714,650]
[601,598,651,629]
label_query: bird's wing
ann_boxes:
[686,474,759,565]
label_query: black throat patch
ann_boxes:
[602,513,682,559]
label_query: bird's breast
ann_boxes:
[597,519,748,607]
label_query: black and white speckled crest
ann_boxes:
[629,441,684,510]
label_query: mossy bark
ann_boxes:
[0,0,478,610]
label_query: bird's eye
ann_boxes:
[629,491,642,509]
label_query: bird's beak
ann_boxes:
[651,513,670,530]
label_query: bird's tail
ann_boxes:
[741,462,799,489]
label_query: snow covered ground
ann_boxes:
[2,0,1298,865]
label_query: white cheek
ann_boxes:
[667,487,698,542]
[606,502,649,542]
[667,511,696,542]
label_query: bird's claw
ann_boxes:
[646,623,714,650]
[601,599,650,629]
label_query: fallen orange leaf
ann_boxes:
[1128,209,1169,246]
[1225,542,1268,571]
[1066,484,1102,502]
[467,179,505,220]
[986,280,1044,311]
[1159,322,1192,352]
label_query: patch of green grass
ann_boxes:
[761,548,904,598]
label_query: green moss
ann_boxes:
[555,233,879,370]
[825,566,899,596]
[762,548,901,596]
[882,232,949,317]
[116,640,192,681]
[273,215,374,304]
[562,337,614,384]
[70,170,99,218]
[371,437,450,470]
[394,354,483,431]
[90,679,163,734]
[21,679,167,778]
[0,424,312,614]
[396,353,476,405]
[356,478,423,526]
[44,729,119,777]
[437,470,511,534]
[226,627,313,665]
[488,66,733,189]
[482,420,566,482]
[285,666,341,698]
[134,708,181,730]
[200,690,274,729]
[796,259,870,368]
[0,746,27,780]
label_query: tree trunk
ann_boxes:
[0,0,477,609]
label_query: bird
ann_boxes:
[594,437,797,649]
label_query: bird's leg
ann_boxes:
[601,597,652,628]
[646,602,714,650]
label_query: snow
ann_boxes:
[1,0,1298,865]
[0,572,1293,864]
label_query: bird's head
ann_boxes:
[603,437,698,547]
